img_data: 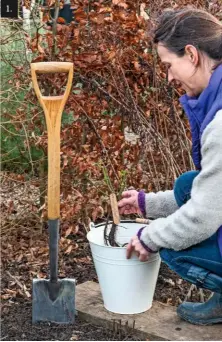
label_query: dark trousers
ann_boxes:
[160,171,222,293]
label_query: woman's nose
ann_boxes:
[167,70,174,83]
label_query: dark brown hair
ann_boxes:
[153,8,222,66]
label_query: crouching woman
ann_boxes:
[118,8,222,325]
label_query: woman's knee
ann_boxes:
[174,171,200,206]
[160,248,190,277]
[160,248,176,264]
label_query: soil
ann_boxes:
[1,301,142,341]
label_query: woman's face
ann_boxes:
[157,43,202,97]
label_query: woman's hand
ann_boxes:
[118,190,141,215]
[126,235,150,261]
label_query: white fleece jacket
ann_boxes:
[141,109,222,252]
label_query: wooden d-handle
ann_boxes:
[31,62,74,219]
[31,62,73,104]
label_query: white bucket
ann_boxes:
[87,221,161,314]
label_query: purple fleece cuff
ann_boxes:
[137,227,157,253]
[138,190,146,217]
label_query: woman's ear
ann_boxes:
[185,45,199,66]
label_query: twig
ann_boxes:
[0,125,26,137]
[6,270,31,298]
[21,122,34,176]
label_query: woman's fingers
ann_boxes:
[121,190,134,198]
[119,206,142,215]
[119,205,130,214]
[118,197,133,208]
[118,194,141,214]
[126,241,134,259]
[139,255,149,262]
[119,207,138,215]
[118,190,140,216]
[126,236,150,261]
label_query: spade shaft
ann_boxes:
[48,219,59,301]
[31,62,75,324]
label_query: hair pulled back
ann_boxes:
[154,8,222,67]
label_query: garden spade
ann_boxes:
[31,62,75,324]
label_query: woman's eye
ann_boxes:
[162,64,171,72]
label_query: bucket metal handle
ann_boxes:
[89,222,95,230]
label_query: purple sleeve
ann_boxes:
[137,228,157,253]
[138,190,146,217]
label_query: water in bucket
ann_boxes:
[87,221,161,314]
